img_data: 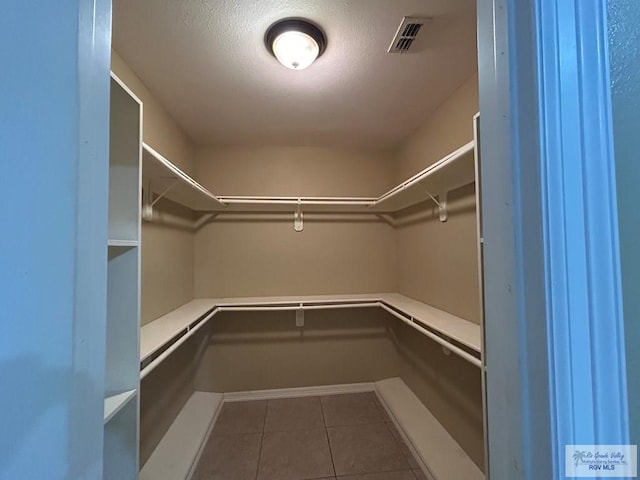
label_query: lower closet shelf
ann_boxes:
[139,391,223,480]
[376,378,484,480]
[104,389,137,424]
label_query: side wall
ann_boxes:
[194,146,398,298]
[392,73,485,469]
[394,74,480,324]
[111,50,196,325]
[139,337,199,465]
[390,322,485,469]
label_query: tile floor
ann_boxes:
[192,392,429,480]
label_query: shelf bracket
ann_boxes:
[194,213,216,230]
[376,214,398,228]
[151,178,179,207]
[142,178,179,221]
[142,180,153,221]
[294,199,303,232]
[438,191,448,222]
[422,188,448,222]
[441,334,452,356]
[295,305,304,327]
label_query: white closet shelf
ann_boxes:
[376,378,484,479]
[140,293,481,378]
[104,389,137,424]
[140,391,223,480]
[381,293,480,351]
[142,143,226,212]
[141,141,475,217]
[140,299,217,362]
[107,239,138,247]
[370,141,475,213]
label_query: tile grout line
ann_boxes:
[340,393,412,477]
[215,395,417,480]
[253,400,269,480]
[319,396,338,479]
[387,421,419,472]
[374,393,422,474]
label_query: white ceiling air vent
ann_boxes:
[388,16,430,54]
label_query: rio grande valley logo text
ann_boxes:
[565,445,637,477]
[572,449,628,471]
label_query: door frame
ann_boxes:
[477,0,630,478]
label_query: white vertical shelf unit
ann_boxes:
[104,73,142,480]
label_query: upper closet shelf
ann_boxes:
[142,143,226,212]
[141,140,475,218]
[369,141,475,215]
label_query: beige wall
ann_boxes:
[394,74,481,324]
[111,51,197,324]
[195,216,396,298]
[196,146,395,196]
[390,321,484,469]
[195,309,399,392]
[111,50,195,175]
[140,335,198,466]
[194,146,397,298]
[395,74,479,182]
[140,198,196,324]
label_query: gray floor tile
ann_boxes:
[321,392,384,427]
[257,428,335,480]
[338,471,416,479]
[386,423,420,469]
[265,396,325,432]
[212,400,267,435]
[372,397,394,424]
[191,433,261,480]
[327,423,409,476]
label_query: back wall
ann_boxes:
[194,145,398,298]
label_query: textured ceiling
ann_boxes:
[112,0,477,148]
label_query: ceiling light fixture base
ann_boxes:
[265,18,327,70]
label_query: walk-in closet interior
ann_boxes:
[106,1,485,479]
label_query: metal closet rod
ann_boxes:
[218,196,377,206]
[377,303,481,367]
[140,301,481,379]
[216,302,381,312]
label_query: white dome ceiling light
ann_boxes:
[265,19,327,70]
